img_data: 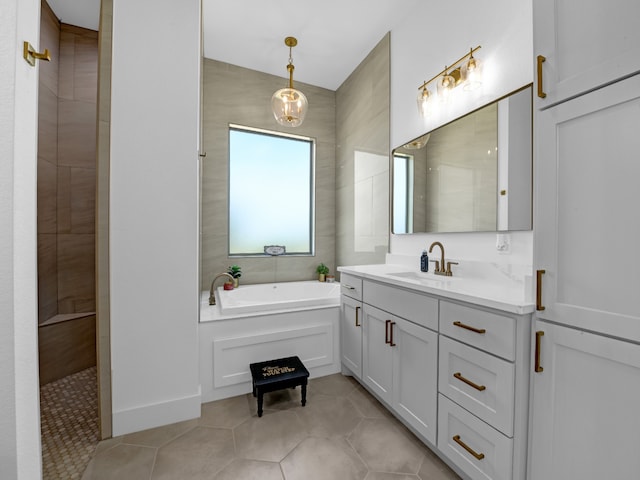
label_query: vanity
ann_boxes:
[338,263,534,480]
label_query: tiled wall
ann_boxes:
[335,34,391,269]
[201,59,336,290]
[37,3,98,322]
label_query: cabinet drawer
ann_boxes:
[440,301,516,361]
[438,394,513,480]
[439,336,515,436]
[363,280,438,331]
[340,273,362,301]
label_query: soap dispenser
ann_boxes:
[420,250,429,272]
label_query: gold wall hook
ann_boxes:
[23,41,51,66]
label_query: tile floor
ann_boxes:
[41,366,99,479]
[82,373,461,480]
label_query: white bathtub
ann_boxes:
[198,280,341,402]
[214,280,340,316]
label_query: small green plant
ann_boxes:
[227,265,242,279]
[316,263,329,275]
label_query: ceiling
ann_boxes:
[45,0,422,91]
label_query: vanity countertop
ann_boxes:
[338,263,535,315]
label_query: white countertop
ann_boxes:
[338,263,535,315]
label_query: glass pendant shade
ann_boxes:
[463,54,482,91]
[417,86,432,117]
[271,87,308,127]
[437,72,456,102]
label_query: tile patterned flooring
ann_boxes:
[82,374,461,480]
[41,367,99,479]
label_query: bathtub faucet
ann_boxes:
[209,273,235,305]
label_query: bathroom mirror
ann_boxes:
[392,85,532,234]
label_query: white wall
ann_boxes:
[0,0,43,477]
[389,0,533,266]
[110,0,201,435]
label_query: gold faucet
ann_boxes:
[209,272,235,305]
[428,241,458,276]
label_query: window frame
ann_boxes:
[227,124,316,257]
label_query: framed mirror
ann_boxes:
[392,85,532,234]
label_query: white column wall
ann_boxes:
[0,0,43,477]
[110,0,201,435]
[389,0,534,266]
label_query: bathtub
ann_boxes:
[215,280,340,316]
[199,280,341,402]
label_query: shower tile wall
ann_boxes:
[37,3,98,322]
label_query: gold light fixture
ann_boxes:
[271,36,308,127]
[417,46,482,116]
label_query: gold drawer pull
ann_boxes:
[534,330,544,373]
[355,306,361,327]
[453,372,486,391]
[536,269,546,311]
[453,321,486,334]
[453,435,485,460]
[536,55,547,99]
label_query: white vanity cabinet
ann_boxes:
[528,320,640,480]
[361,280,439,444]
[340,273,363,379]
[533,0,640,108]
[437,301,530,480]
[338,268,533,479]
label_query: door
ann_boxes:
[534,74,640,342]
[534,0,640,107]
[392,317,438,444]
[340,295,363,378]
[529,320,640,479]
[362,304,393,403]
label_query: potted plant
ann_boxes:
[316,263,329,282]
[227,265,242,288]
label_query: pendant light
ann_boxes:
[271,37,308,127]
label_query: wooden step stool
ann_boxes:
[249,356,309,417]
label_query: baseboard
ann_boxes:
[112,389,201,436]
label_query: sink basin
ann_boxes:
[387,271,455,286]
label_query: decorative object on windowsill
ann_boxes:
[417,46,482,117]
[316,263,330,282]
[325,275,335,283]
[271,36,308,127]
[227,265,242,288]
[264,245,286,256]
[223,281,234,291]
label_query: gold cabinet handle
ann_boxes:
[355,306,361,327]
[23,41,51,66]
[453,321,486,334]
[536,269,546,311]
[453,372,486,391]
[453,435,485,460]
[534,330,544,373]
[385,319,391,344]
[389,321,396,347]
[536,55,547,98]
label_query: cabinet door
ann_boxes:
[534,74,640,342]
[392,318,438,445]
[534,0,640,107]
[362,304,393,403]
[340,295,362,379]
[529,320,640,480]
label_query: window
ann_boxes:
[228,125,315,256]
[393,153,414,234]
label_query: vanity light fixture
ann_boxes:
[271,36,308,127]
[417,45,482,117]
